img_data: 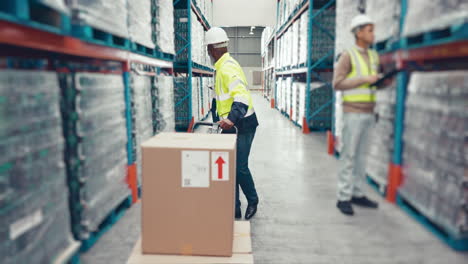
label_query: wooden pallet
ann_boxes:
[127,221,254,264]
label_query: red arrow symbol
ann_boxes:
[215,157,226,179]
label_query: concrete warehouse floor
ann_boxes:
[81,93,468,264]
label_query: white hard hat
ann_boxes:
[205,27,229,46]
[350,14,374,32]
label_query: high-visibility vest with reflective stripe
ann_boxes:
[343,48,379,103]
[214,53,255,119]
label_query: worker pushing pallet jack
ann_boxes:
[203,27,260,220]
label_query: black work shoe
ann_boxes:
[235,207,242,219]
[337,201,354,215]
[245,204,257,220]
[351,196,379,208]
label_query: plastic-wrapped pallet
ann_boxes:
[403,0,468,37]
[285,77,292,115]
[155,0,175,54]
[67,0,128,38]
[128,0,154,48]
[61,72,130,239]
[153,75,175,133]
[192,77,200,121]
[334,0,361,152]
[399,71,468,239]
[276,78,283,111]
[292,22,299,66]
[0,69,77,264]
[131,74,154,184]
[173,77,191,130]
[308,82,333,130]
[311,9,335,65]
[297,82,306,124]
[366,80,396,187]
[291,81,298,122]
[174,9,189,62]
[366,0,401,43]
[299,11,309,65]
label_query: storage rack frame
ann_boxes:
[355,0,468,250]
[273,0,336,133]
[173,0,214,132]
[0,6,174,257]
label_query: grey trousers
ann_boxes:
[337,113,375,201]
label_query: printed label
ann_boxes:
[211,152,229,181]
[182,151,210,188]
[10,209,43,240]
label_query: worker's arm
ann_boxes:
[226,76,248,124]
[333,52,378,90]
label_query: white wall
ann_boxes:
[213,0,276,27]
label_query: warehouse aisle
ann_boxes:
[81,93,468,264]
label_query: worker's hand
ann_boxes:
[218,119,234,130]
[366,75,380,84]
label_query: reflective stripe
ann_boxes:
[229,79,245,91]
[343,94,376,102]
[348,49,362,76]
[218,93,231,101]
[233,96,249,105]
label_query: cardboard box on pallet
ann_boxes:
[141,132,237,257]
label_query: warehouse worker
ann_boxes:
[205,27,259,220]
[333,15,380,215]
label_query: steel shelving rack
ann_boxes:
[261,29,276,108]
[367,0,468,251]
[0,4,174,258]
[173,0,214,132]
[273,0,336,133]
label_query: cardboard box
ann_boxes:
[127,221,254,264]
[141,133,237,257]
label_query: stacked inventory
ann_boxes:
[128,0,154,49]
[197,0,214,25]
[310,9,335,66]
[298,12,308,65]
[174,8,211,67]
[399,71,468,239]
[68,0,129,39]
[173,77,191,129]
[152,75,175,133]
[0,67,77,264]
[131,74,154,184]
[402,0,468,37]
[334,0,361,150]
[191,10,211,67]
[365,0,401,45]
[274,0,335,130]
[174,9,190,63]
[192,77,201,121]
[366,81,396,188]
[308,82,333,129]
[153,0,175,54]
[61,70,130,240]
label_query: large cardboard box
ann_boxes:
[141,132,237,257]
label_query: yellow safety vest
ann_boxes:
[214,53,255,119]
[343,47,380,103]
